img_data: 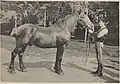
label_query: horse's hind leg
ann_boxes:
[18,45,27,72]
[54,42,65,75]
[8,46,22,74]
[8,48,17,74]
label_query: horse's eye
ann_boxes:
[84,12,87,15]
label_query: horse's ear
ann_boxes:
[84,11,88,15]
[84,8,88,15]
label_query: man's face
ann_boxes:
[94,16,99,22]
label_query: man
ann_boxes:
[10,16,15,34]
[90,15,108,76]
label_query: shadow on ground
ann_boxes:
[63,62,119,83]
[3,61,55,74]
[3,60,119,83]
[91,60,119,83]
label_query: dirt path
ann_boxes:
[1,35,119,83]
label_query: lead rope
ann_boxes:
[82,32,91,65]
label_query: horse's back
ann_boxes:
[19,24,36,29]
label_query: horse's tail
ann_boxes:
[10,27,19,38]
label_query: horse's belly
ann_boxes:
[34,35,56,48]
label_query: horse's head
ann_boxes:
[78,12,94,33]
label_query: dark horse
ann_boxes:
[8,11,94,75]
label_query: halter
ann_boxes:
[78,14,94,33]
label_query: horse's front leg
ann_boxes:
[54,42,65,75]
[92,42,103,76]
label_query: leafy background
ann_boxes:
[0,1,119,46]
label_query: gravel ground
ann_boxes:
[0,35,119,83]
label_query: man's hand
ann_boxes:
[90,32,97,37]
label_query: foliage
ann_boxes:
[1,1,87,24]
[1,1,119,45]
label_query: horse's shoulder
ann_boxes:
[56,30,70,42]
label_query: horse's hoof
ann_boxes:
[22,69,27,72]
[91,71,98,74]
[8,68,16,74]
[55,69,64,75]
[92,71,103,76]
[97,73,103,76]
[19,68,27,72]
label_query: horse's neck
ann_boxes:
[65,14,78,33]
[52,14,78,33]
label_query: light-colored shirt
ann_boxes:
[99,20,106,29]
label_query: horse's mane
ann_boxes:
[52,14,73,29]
[57,14,72,23]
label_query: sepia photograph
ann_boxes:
[0,1,119,83]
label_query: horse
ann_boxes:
[8,11,94,75]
